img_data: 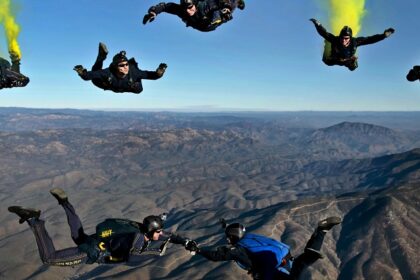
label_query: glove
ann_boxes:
[185,240,199,252]
[384,28,395,37]
[143,11,156,25]
[73,65,86,75]
[156,63,167,77]
[158,63,167,70]
[310,18,320,26]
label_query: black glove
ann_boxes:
[185,240,199,252]
[156,63,167,77]
[143,11,156,25]
[310,18,320,26]
[384,28,395,37]
[73,65,86,75]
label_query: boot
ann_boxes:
[8,206,41,224]
[98,42,108,61]
[50,187,68,204]
[317,216,342,231]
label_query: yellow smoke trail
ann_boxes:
[328,0,366,36]
[320,0,366,59]
[0,0,21,59]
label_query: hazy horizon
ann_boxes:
[1,106,420,113]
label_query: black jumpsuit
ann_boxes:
[78,59,163,94]
[148,0,239,32]
[313,24,387,71]
[26,200,185,266]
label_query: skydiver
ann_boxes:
[406,66,420,82]
[143,0,245,32]
[0,52,29,90]
[309,18,395,71]
[8,188,191,266]
[74,42,167,94]
[184,217,342,279]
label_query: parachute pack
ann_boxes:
[76,219,142,264]
[237,233,291,270]
[96,218,141,242]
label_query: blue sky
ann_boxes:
[0,0,419,110]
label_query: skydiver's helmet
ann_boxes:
[142,215,164,239]
[180,0,194,9]
[339,26,353,38]
[111,51,128,67]
[225,223,246,245]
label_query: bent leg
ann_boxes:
[91,44,106,89]
[61,201,89,245]
[28,219,88,266]
[91,55,108,89]
[289,230,326,278]
[305,228,326,252]
[91,57,104,72]
[91,42,108,71]
[290,217,341,278]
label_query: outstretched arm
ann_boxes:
[74,66,110,81]
[161,232,190,245]
[198,245,252,267]
[135,63,167,80]
[356,28,395,46]
[309,18,335,42]
[143,3,183,24]
[154,232,192,257]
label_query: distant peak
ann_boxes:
[321,122,395,135]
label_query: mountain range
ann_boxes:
[0,109,418,279]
